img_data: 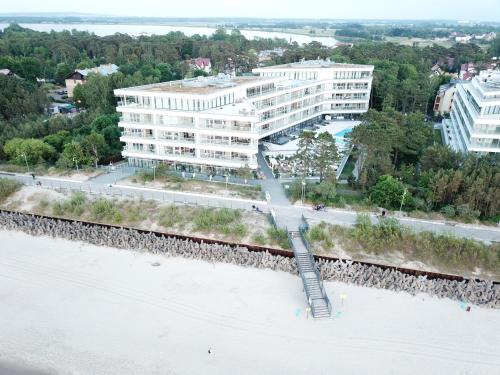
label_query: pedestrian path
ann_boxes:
[289,229,332,318]
[259,149,331,318]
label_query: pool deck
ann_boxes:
[262,120,360,156]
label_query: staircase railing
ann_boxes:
[298,214,332,316]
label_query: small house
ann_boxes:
[65,63,119,98]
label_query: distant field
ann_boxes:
[383,36,455,48]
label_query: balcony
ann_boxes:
[158,151,196,158]
[119,116,155,125]
[198,123,253,132]
[198,140,253,149]
[121,132,155,139]
[157,136,195,143]
[200,154,254,163]
[123,147,157,155]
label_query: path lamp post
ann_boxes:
[21,153,29,173]
[73,157,79,173]
[301,179,306,204]
[399,187,408,214]
[152,165,156,182]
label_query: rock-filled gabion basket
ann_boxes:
[0,210,498,308]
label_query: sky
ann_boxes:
[2,0,500,22]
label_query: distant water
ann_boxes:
[0,361,55,375]
[0,23,338,46]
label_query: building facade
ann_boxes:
[114,60,373,172]
[433,81,458,116]
[445,70,500,154]
[65,64,119,98]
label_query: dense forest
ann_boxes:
[335,23,500,41]
[0,24,498,219]
[349,109,499,220]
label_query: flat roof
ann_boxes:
[117,75,273,95]
[255,60,373,70]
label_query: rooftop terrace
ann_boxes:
[256,59,373,70]
[117,74,272,95]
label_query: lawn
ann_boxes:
[125,170,264,200]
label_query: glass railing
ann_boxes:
[157,137,195,143]
[199,140,252,147]
[200,155,252,162]
[199,124,253,132]
[123,147,157,154]
[121,133,155,139]
[119,117,155,125]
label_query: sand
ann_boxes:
[0,229,499,375]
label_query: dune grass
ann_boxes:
[307,214,500,278]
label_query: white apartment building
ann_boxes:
[445,70,500,154]
[114,59,373,173]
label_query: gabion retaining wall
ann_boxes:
[0,210,498,308]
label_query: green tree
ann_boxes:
[236,165,253,182]
[369,175,412,210]
[54,63,72,83]
[312,180,337,202]
[3,138,55,165]
[43,130,71,153]
[490,35,500,57]
[313,132,339,182]
[0,75,47,121]
[82,132,107,167]
[295,131,316,177]
[57,141,90,168]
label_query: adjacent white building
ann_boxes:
[445,70,500,153]
[114,59,373,172]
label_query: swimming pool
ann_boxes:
[333,128,353,148]
[334,128,353,138]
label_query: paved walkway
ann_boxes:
[1,166,498,243]
[257,148,302,229]
[5,172,267,212]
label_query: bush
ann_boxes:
[374,217,403,239]
[124,205,147,223]
[326,220,500,277]
[312,180,337,202]
[308,222,334,248]
[252,232,267,245]
[52,201,64,216]
[456,204,480,222]
[266,227,290,249]
[355,213,372,232]
[441,205,456,218]
[309,223,329,242]
[90,198,121,222]
[63,192,86,216]
[369,175,412,210]
[194,208,241,230]
[0,178,22,202]
[137,171,154,183]
[4,138,56,165]
[158,205,182,227]
[232,223,247,237]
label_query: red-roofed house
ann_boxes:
[459,63,477,80]
[187,58,212,73]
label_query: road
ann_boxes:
[1,169,499,244]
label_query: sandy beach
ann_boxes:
[0,229,499,375]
